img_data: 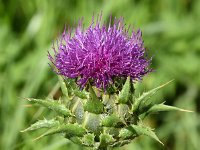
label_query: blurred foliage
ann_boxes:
[0,0,200,150]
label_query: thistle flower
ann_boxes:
[48,15,151,89]
[23,14,190,150]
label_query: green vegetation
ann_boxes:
[0,0,200,150]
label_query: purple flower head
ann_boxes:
[49,14,151,89]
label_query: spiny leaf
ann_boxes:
[34,124,86,141]
[131,124,163,145]
[132,80,173,112]
[119,126,137,139]
[89,84,99,101]
[84,100,104,114]
[82,133,95,146]
[119,76,131,103]
[82,112,102,134]
[70,137,82,145]
[111,140,131,147]
[71,98,85,124]
[74,90,88,99]
[21,118,60,132]
[84,85,103,114]
[117,104,130,125]
[147,103,193,114]
[102,94,117,114]
[102,114,124,127]
[104,127,120,138]
[98,133,115,148]
[58,75,69,100]
[25,98,71,116]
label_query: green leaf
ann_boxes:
[132,80,173,113]
[82,112,102,134]
[82,133,95,146]
[119,76,131,103]
[74,90,88,99]
[102,94,117,114]
[89,84,99,101]
[25,98,71,116]
[34,124,86,140]
[119,126,137,140]
[102,114,124,127]
[111,140,131,147]
[71,98,85,124]
[21,118,60,132]
[131,124,163,145]
[70,137,82,145]
[58,75,69,100]
[98,133,115,148]
[84,85,103,114]
[104,127,120,138]
[147,103,193,114]
[84,100,104,114]
[117,104,130,124]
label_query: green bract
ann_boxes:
[22,76,190,150]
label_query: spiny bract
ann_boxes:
[22,14,189,150]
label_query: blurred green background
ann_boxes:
[0,0,200,150]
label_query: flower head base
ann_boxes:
[49,15,151,89]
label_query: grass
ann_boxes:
[0,0,200,150]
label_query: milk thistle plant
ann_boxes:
[22,14,190,150]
